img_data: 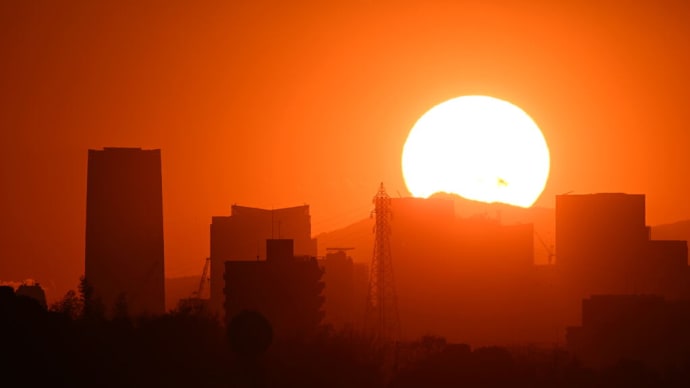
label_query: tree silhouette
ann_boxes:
[113,292,129,320]
[50,289,82,319]
[79,276,104,320]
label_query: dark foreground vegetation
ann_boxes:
[2,284,690,387]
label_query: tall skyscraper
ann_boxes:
[85,147,165,316]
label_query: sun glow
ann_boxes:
[402,95,550,207]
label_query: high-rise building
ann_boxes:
[555,193,688,296]
[85,147,165,316]
[210,205,317,313]
[224,239,324,338]
[556,193,648,272]
[385,196,536,344]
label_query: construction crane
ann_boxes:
[535,231,555,265]
[192,257,211,299]
[177,257,211,313]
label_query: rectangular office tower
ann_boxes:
[85,148,165,316]
[556,193,689,297]
[556,193,648,271]
[555,193,648,295]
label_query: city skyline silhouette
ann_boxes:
[4,150,690,385]
[9,145,690,338]
[2,1,690,303]
[2,1,690,386]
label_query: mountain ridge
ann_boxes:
[316,193,690,265]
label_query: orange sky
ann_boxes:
[1,1,689,301]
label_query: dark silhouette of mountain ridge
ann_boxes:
[317,192,556,265]
[651,220,690,265]
[316,192,690,267]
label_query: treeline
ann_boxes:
[390,340,690,388]
[3,283,690,387]
[2,283,227,386]
[1,281,383,387]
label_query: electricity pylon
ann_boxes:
[364,183,401,341]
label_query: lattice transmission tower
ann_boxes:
[364,183,401,341]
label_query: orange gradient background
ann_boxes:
[1,1,689,301]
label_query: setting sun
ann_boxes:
[402,95,550,207]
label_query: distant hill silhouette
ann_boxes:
[165,276,199,311]
[317,193,556,265]
[651,220,690,265]
[317,193,690,268]
[651,219,690,240]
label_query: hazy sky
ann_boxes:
[2,0,689,300]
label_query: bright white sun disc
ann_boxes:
[402,95,550,207]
